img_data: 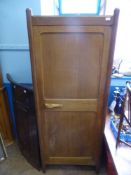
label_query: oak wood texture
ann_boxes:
[26,9,119,171]
[44,99,98,112]
[32,16,114,26]
[0,73,13,145]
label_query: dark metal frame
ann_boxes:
[116,81,131,148]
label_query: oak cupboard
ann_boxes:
[26,9,119,172]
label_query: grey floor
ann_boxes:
[0,144,107,175]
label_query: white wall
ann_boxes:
[106,0,131,72]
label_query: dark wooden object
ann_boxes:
[7,74,41,170]
[0,72,13,145]
[26,9,119,171]
[116,81,131,148]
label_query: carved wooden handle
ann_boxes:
[44,103,63,109]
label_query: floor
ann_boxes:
[0,144,107,175]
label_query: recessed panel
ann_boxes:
[41,33,103,99]
[44,111,98,158]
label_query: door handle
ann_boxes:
[44,103,63,109]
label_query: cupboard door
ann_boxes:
[34,31,104,166]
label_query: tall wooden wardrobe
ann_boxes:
[26,9,119,171]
